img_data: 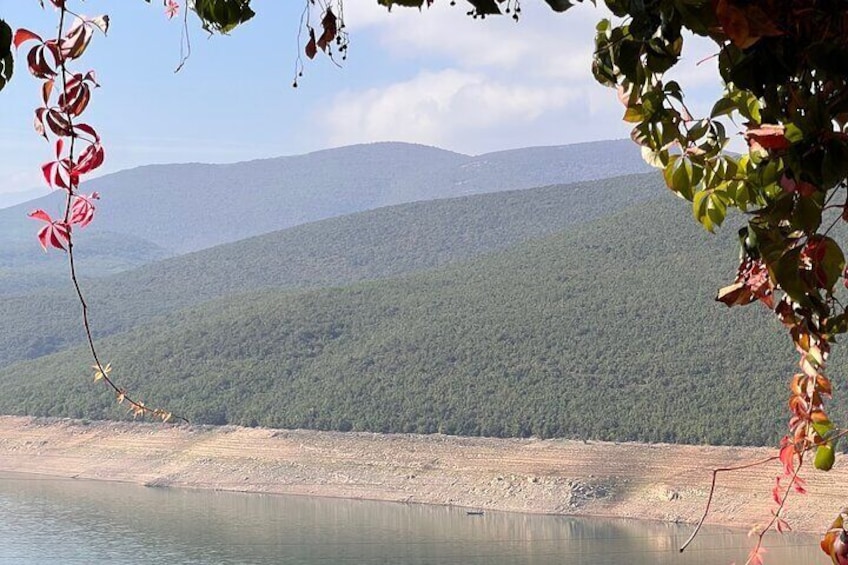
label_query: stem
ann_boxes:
[679,427,848,554]
[745,456,805,565]
[678,454,780,553]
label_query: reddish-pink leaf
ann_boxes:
[26,44,57,79]
[74,123,100,142]
[745,124,790,152]
[28,209,52,223]
[746,545,766,565]
[34,108,47,139]
[13,29,41,49]
[41,161,58,188]
[28,209,70,251]
[74,141,104,175]
[165,0,180,20]
[771,477,781,505]
[778,440,795,476]
[45,109,72,137]
[70,193,98,227]
[60,18,93,61]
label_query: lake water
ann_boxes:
[0,472,825,564]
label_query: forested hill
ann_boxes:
[0,173,660,369]
[2,196,836,447]
[0,140,650,255]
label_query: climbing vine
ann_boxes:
[12,1,185,423]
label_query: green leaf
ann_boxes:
[770,247,811,306]
[710,96,736,119]
[825,313,848,336]
[814,443,835,471]
[672,158,695,200]
[813,420,835,439]
[705,192,727,228]
[692,190,715,232]
[818,236,845,292]
[623,106,644,123]
[193,0,255,34]
[784,123,804,144]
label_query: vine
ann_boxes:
[14,0,185,424]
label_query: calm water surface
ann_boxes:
[0,472,824,564]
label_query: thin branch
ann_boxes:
[678,454,780,553]
[680,427,848,554]
[174,3,192,73]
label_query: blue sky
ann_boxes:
[0,0,724,199]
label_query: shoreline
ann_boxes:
[0,416,840,534]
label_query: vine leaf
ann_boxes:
[305,29,317,60]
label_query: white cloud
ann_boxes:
[344,0,603,80]
[321,4,733,154]
[321,68,630,153]
[319,3,640,153]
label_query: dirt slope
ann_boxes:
[0,416,841,534]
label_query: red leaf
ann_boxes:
[26,44,58,79]
[28,209,52,223]
[778,441,794,476]
[165,1,180,20]
[13,29,41,49]
[28,209,70,251]
[34,107,47,139]
[41,79,54,105]
[317,8,337,51]
[74,123,100,142]
[70,193,98,227]
[745,124,790,151]
[746,545,766,565]
[305,29,317,59]
[74,142,105,175]
[771,477,781,505]
[60,18,93,61]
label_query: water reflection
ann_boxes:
[0,472,823,564]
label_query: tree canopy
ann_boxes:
[4,1,848,563]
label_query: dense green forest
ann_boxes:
[2,196,839,446]
[0,173,659,368]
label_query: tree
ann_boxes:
[3,1,848,563]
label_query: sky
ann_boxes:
[0,0,725,199]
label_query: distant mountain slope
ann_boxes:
[0,172,662,368]
[0,140,650,257]
[0,231,171,296]
[1,197,834,446]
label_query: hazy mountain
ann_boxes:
[0,188,45,210]
[0,140,650,258]
[0,172,662,368]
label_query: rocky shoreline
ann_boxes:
[0,415,841,534]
